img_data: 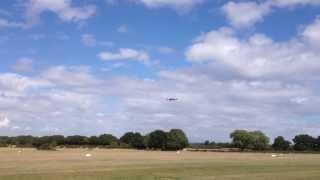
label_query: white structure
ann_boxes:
[85,153,92,157]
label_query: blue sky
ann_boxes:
[0,0,320,142]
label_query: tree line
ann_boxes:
[1,129,320,152]
[198,130,320,152]
[0,129,189,151]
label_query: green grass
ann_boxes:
[0,148,320,180]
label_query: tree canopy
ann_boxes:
[120,132,145,149]
[148,130,167,150]
[166,129,189,150]
[230,130,269,151]
[272,136,291,151]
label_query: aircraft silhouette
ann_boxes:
[167,98,178,101]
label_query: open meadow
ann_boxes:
[0,148,320,180]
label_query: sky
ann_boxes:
[0,0,320,142]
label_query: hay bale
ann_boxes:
[85,153,92,157]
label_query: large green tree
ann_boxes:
[148,130,167,150]
[98,134,118,146]
[88,136,100,146]
[230,130,253,150]
[250,131,270,150]
[272,136,291,151]
[230,130,269,151]
[65,135,88,145]
[120,132,145,149]
[166,129,189,150]
[293,134,316,151]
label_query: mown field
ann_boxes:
[0,148,320,180]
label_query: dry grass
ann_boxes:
[0,148,320,179]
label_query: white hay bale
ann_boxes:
[271,154,277,157]
[85,153,92,157]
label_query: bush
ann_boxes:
[37,142,57,151]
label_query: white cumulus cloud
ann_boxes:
[186,17,320,78]
[25,0,96,26]
[0,116,10,128]
[222,1,271,28]
[81,34,97,47]
[98,48,150,63]
[12,57,34,72]
[133,0,205,12]
[222,0,320,28]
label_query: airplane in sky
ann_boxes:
[167,98,178,102]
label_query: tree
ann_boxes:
[0,136,11,147]
[166,129,189,150]
[148,130,167,150]
[49,135,65,146]
[120,132,135,144]
[204,140,210,146]
[33,136,58,150]
[36,142,57,150]
[230,130,269,151]
[65,135,88,145]
[120,132,145,149]
[89,136,100,146]
[230,130,253,150]
[316,136,320,151]
[15,136,36,147]
[272,136,291,151]
[98,134,118,146]
[293,134,316,151]
[250,131,269,151]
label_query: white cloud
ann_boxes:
[28,33,46,40]
[1,2,320,140]
[158,46,176,54]
[81,34,114,47]
[186,18,320,78]
[41,66,99,87]
[12,57,34,72]
[133,0,205,12]
[0,73,52,93]
[270,0,320,7]
[0,67,106,135]
[222,1,271,28]
[81,34,96,47]
[222,0,320,28]
[98,48,150,63]
[0,62,319,140]
[0,0,96,29]
[0,18,25,29]
[291,97,309,104]
[0,9,11,17]
[302,17,320,47]
[0,116,10,128]
[106,0,117,5]
[25,0,96,26]
[117,24,128,33]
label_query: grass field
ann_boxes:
[0,148,320,180]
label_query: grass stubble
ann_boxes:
[0,148,320,180]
